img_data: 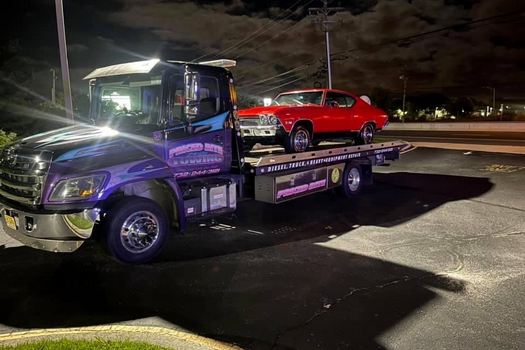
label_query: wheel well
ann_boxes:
[103,180,179,230]
[362,121,376,131]
[294,119,314,137]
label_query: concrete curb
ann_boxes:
[410,142,525,155]
[0,325,242,350]
[388,122,525,132]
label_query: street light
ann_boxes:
[484,86,496,118]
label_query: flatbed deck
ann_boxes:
[244,141,406,175]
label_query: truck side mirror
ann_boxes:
[184,72,200,119]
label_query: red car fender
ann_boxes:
[277,117,296,133]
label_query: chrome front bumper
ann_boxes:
[0,200,98,253]
[240,124,278,137]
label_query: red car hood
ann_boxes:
[238,105,305,117]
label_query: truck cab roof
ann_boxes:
[84,58,236,80]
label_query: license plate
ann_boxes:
[4,214,17,230]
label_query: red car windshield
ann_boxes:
[272,91,323,106]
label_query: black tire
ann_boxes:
[284,125,311,153]
[338,163,363,197]
[355,123,375,145]
[103,197,169,264]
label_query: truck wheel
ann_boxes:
[338,163,363,197]
[355,123,375,145]
[104,197,169,264]
[285,125,310,153]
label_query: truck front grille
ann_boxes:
[0,147,52,206]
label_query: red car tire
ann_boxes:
[284,125,310,153]
[355,123,375,145]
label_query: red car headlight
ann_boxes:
[269,115,279,125]
[259,114,280,125]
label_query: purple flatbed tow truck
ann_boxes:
[0,59,403,263]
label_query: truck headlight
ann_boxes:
[50,174,106,201]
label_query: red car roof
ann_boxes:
[276,88,358,97]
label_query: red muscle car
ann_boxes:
[238,88,389,153]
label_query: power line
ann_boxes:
[192,0,314,62]
[333,9,525,58]
[238,64,311,88]
[234,18,309,60]
[253,76,307,95]
[241,9,525,96]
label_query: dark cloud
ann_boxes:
[2,0,525,101]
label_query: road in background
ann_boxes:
[0,148,524,349]
[380,130,525,146]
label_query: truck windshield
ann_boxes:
[95,76,162,129]
[272,91,323,106]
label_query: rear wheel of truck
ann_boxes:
[104,197,169,264]
[338,163,363,197]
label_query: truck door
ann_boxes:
[163,66,232,179]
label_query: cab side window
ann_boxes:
[325,92,356,108]
[198,76,220,118]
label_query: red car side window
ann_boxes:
[325,92,355,108]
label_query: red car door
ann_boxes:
[323,92,359,132]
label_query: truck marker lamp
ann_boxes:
[50,175,106,201]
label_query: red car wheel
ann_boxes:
[356,124,375,145]
[285,125,310,153]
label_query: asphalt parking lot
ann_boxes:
[0,147,524,349]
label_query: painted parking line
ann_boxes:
[481,164,525,173]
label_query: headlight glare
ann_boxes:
[50,174,106,201]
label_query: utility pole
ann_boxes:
[50,68,56,104]
[55,0,74,121]
[400,75,408,122]
[309,1,344,89]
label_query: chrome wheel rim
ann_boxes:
[347,168,361,192]
[293,129,309,152]
[362,125,374,144]
[120,211,160,253]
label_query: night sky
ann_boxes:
[2,0,525,102]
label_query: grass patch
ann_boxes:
[0,339,171,350]
[0,130,17,149]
